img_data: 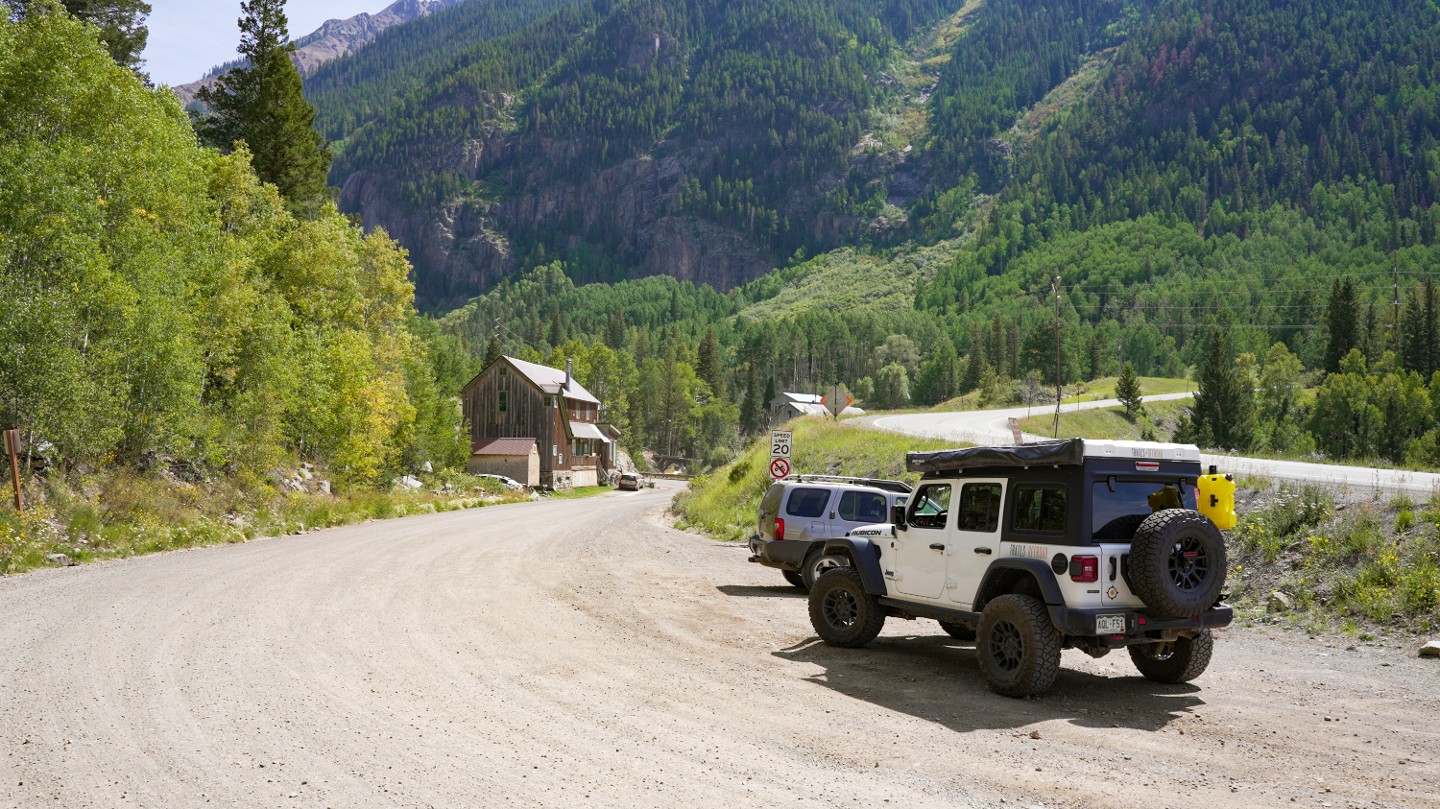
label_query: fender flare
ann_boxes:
[820,538,888,594]
[975,558,1063,609]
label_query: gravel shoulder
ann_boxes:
[1,483,1437,808]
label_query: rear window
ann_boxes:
[838,490,887,523]
[1012,486,1067,533]
[1092,480,1196,538]
[759,484,783,515]
[785,487,831,519]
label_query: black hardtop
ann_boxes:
[907,439,1085,474]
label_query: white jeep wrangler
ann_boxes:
[808,439,1234,697]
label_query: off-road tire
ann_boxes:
[976,594,1062,698]
[938,620,977,641]
[782,570,806,589]
[1129,509,1227,617]
[801,552,848,590]
[809,567,886,648]
[1128,629,1214,683]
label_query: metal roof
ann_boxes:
[472,437,539,456]
[504,356,601,404]
[570,422,609,442]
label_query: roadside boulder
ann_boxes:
[1420,641,1440,658]
[1267,591,1294,614]
[392,475,423,491]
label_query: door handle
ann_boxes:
[974,547,993,555]
[929,543,945,551]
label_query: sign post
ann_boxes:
[822,384,852,419]
[1007,417,1024,445]
[769,430,792,480]
[6,429,21,513]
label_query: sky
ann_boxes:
[142,1,384,87]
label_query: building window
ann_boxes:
[498,390,508,414]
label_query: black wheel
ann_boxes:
[976,594,1062,698]
[782,570,805,589]
[1128,629,1214,683]
[801,551,848,590]
[938,620,977,641]
[808,567,886,648]
[1129,509,1227,617]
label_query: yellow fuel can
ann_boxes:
[1197,466,1237,530]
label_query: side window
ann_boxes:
[838,490,886,523]
[785,487,830,519]
[907,483,951,530]
[1013,486,1067,533]
[498,389,508,414]
[956,483,1002,532]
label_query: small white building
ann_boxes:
[767,392,865,427]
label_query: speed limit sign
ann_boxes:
[770,430,792,460]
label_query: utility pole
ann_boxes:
[1052,275,1062,438]
[1393,251,1401,350]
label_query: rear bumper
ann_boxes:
[1049,603,1234,646]
[746,536,811,571]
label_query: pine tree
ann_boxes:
[193,0,330,214]
[1189,332,1255,451]
[1324,277,1359,374]
[1116,363,1144,422]
[483,335,503,367]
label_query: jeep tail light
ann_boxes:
[1069,555,1099,583]
[774,518,785,540]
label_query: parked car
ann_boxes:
[803,438,1236,697]
[748,475,911,590]
[476,474,525,490]
[617,472,644,491]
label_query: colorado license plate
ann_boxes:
[1096,614,1126,634]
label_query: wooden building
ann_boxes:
[461,356,618,489]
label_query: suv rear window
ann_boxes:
[785,487,830,519]
[1092,480,1196,538]
[1012,486,1067,533]
[838,490,887,523]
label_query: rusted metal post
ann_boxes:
[5,429,21,514]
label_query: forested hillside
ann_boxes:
[324,0,967,309]
[335,0,1440,472]
[0,9,463,485]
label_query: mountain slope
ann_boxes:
[171,0,464,104]
[329,0,967,310]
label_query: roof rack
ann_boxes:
[784,474,912,494]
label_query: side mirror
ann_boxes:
[891,503,907,530]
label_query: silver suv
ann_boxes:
[748,475,911,590]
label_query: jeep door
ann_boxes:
[947,479,1006,609]
[890,482,952,598]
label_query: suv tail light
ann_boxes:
[1069,555,1099,583]
[774,517,785,540]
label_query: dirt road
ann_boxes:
[1,484,1436,808]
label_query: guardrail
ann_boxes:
[647,472,693,481]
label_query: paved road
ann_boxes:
[864,394,1440,495]
[2,485,1438,807]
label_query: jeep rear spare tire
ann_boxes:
[976,594,1061,698]
[809,567,885,647]
[1129,509,1226,617]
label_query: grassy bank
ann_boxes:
[1229,483,1440,636]
[0,468,533,575]
[1019,400,1190,441]
[673,420,957,541]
